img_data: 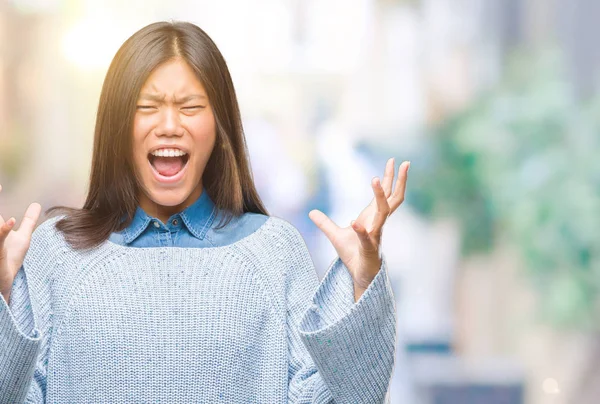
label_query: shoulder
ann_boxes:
[238,211,271,230]
[261,215,304,242]
[251,215,310,256]
[21,215,69,282]
[235,215,314,311]
[208,211,274,247]
[25,214,70,263]
[30,214,67,247]
[209,212,309,257]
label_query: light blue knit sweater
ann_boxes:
[0,215,397,403]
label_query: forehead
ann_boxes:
[139,58,206,95]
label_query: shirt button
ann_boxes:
[172,219,178,226]
[153,221,160,228]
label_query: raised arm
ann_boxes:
[0,184,47,403]
[285,231,397,403]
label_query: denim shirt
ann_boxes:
[108,187,269,248]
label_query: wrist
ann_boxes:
[353,282,367,302]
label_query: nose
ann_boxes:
[156,106,184,137]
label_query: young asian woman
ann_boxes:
[0,21,409,403]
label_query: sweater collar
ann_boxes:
[122,187,216,244]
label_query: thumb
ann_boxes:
[308,209,340,242]
[351,220,375,253]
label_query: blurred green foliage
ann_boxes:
[409,49,600,330]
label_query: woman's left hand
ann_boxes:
[309,158,409,301]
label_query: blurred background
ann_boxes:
[0,0,598,403]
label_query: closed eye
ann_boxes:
[135,105,205,111]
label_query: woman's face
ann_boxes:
[132,58,216,221]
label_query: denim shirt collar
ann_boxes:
[122,187,216,244]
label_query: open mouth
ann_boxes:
[147,149,190,180]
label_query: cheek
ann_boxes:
[187,117,216,150]
[131,151,149,182]
[132,116,153,155]
[133,115,151,141]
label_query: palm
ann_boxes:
[324,202,381,269]
[0,184,41,297]
[309,158,409,286]
[4,225,34,273]
[355,198,381,233]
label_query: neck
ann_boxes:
[138,186,203,223]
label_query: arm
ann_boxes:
[0,265,47,404]
[0,189,46,403]
[286,234,397,403]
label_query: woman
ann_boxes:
[0,21,409,403]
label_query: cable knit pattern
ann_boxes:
[0,215,397,403]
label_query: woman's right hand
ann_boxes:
[0,184,42,303]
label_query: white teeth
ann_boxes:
[151,148,187,157]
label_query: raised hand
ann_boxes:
[308,158,409,301]
[0,184,42,304]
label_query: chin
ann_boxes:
[145,185,197,208]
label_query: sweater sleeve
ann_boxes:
[0,216,60,404]
[285,228,397,403]
[0,265,46,403]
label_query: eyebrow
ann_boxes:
[138,93,207,104]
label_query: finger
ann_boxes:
[351,219,376,252]
[389,161,409,214]
[380,157,395,198]
[16,202,42,237]
[371,177,390,233]
[0,217,16,246]
[0,184,4,225]
[308,209,341,241]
